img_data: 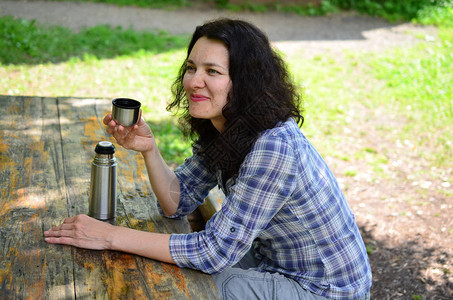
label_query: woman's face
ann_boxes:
[183,37,232,132]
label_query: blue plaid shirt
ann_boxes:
[166,118,372,299]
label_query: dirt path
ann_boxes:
[0,0,437,57]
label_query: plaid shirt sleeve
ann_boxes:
[157,145,218,218]
[169,133,298,273]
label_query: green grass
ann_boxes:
[0,16,188,65]
[151,118,192,166]
[328,0,453,24]
[286,27,452,173]
[416,1,453,27]
[364,28,453,166]
[370,35,452,122]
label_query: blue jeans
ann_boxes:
[212,250,371,300]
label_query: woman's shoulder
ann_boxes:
[249,118,304,153]
[259,118,304,140]
[252,118,317,160]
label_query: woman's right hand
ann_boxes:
[103,110,156,153]
[105,111,180,215]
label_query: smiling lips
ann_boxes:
[190,94,210,102]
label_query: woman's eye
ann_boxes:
[208,69,219,75]
[186,65,195,72]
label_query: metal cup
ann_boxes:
[112,98,141,127]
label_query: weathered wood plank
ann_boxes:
[199,187,224,222]
[57,97,144,299]
[0,96,75,299]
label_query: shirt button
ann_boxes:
[230,227,236,233]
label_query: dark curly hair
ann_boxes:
[168,18,303,179]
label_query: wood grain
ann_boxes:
[0,96,219,299]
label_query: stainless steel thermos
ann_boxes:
[88,141,117,221]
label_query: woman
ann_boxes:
[45,19,372,299]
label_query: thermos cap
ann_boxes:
[95,141,115,154]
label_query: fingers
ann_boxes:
[62,215,78,224]
[44,214,111,250]
[44,214,88,236]
[44,215,86,246]
[112,125,131,147]
[103,110,152,152]
[117,124,125,133]
[104,113,118,136]
[44,225,75,246]
[45,221,75,237]
[103,113,113,125]
[44,236,74,246]
[105,118,129,144]
[44,228,72,239]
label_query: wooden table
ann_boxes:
[0,96,219,299]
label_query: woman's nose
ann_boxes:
[189,72,206,89]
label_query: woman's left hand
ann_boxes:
[44,214,114,250]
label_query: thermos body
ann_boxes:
[88,141,117,221]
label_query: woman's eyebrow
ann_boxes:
[186,59,227,70]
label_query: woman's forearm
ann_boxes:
[141,148,181,216]
[45,214,175,264]
[109,225,174,264]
